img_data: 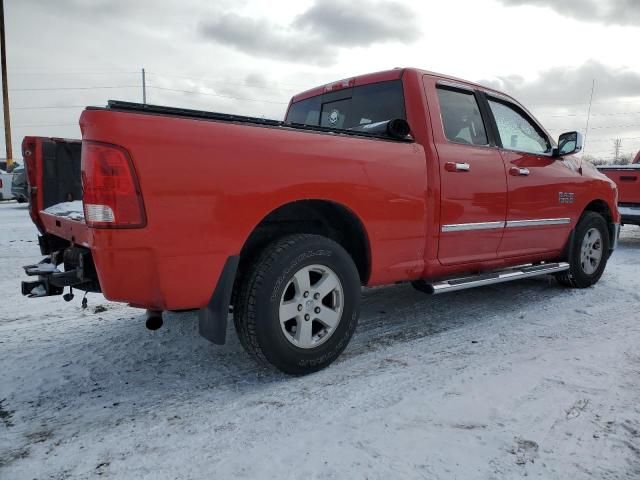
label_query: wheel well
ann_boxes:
[238,200,371,284]
[582,199,617,248]
[583,199,612,224]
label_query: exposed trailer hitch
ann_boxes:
[21,243,101,298]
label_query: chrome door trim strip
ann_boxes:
[441,221,505,233]
[441,217,571,233]
[506,218,571,228]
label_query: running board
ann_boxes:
[416,262,570,295]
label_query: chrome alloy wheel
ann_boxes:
[278,264,344,349]
[580,227,603,275]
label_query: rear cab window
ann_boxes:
[285,80,406,130]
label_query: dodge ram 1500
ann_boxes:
[21,68,620,374]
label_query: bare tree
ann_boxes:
[583,154,609,166]
[613,138,622,163]
[618,153,632,165]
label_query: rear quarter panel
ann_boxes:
[79,109,428,310]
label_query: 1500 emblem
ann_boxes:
[559,192,575,204]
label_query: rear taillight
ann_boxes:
[0,179,3,188]
[81,141,146,228]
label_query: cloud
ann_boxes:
[199,0,421,65]
[478,60,640,107]
[199,13,335,65]
[293,0,420,46]
[497,0,640,26]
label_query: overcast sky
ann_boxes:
[4,0,640,159]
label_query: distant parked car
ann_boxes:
[11,165,28,203]
[0,170,15,201]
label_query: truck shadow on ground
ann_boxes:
[13,275,584,408]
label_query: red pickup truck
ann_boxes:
[21,68,620,374]
[597,164,640,226]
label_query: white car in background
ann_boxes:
[0,170,15,201]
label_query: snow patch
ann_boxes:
[2,202,640,479]
[43,200,84,222]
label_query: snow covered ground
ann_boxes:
[1,200,639,480]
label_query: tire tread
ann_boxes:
[234,234,322,368]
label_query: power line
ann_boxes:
[542,111,640,118]
[146,71,308,89]
[529,98,640,108]
[146,73,299,92]
[11,105,85,110]
[146,85,289,104]
[587,136,640,143]
[587,124,640,130]
[9,85,139,91]
[10,70,139,75]
[12,123,77,127]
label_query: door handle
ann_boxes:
[445,162,470,172]
[510,167,530,176]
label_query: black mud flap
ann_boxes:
[198,256,239,345]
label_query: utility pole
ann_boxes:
[142,67,146,105]
[0,0,12,170]
[613,138,622,163]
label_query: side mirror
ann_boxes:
[554,131,583,157]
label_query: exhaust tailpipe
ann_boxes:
[145,310,163,330]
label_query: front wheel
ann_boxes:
[234,234,361,375]
[556,211,610,288]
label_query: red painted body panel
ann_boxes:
[598,167,640,205]
[79,107,428,310]
[26,68,620,311]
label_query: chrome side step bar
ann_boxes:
[415,262,570,295]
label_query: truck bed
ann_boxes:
[101,100,414,142]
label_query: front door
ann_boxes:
[485,96,574,256]
[429,83,508,265]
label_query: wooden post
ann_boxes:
[0,0,12,170]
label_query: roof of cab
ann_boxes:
[289,67,518,106]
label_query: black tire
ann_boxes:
[16,198,26,204]
[233,234,361,375]
[556,211,610,288]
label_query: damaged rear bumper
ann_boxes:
[21,234,101,298]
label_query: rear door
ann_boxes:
[427,80,507,265]
[483,96,575,256]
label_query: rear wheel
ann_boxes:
[556,211,609,288]
[234,234,361,374]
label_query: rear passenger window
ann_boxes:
[488,99,551,154]
[437,88,488,146]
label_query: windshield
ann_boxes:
[285,79,406,130]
